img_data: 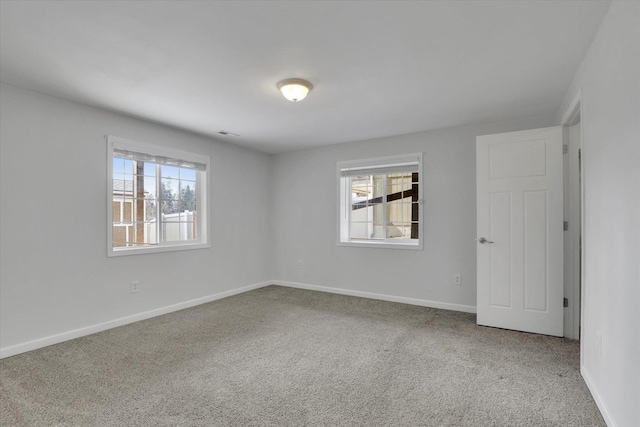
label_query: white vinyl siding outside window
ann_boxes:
[338,153,423,249]
[107,136,210,256]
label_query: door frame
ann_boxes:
[561,90,584,344]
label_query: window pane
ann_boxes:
[145,200,157,221]
[181,222,196,241]
[179,180,196,195]
[113,158,125,175]
[143,165,156,178]
[138,176,156,199]
[132,198,149,221]
[179,180,196,211]
[113,225,127,247]
[372,203,383,224]
[411,222,419,239]
[351,204,369,223]
[350,222,371,240]
[161,178,179,200]
[161,165,180,179]
[180,168,196,181]
[162,221,181,242]
[131,223,144,245]
[126,225,134,245]
[386,223,415,239]
[351,178,370,204]
[402,174,412,191]
[177,199,196,213]
[411,202,420,222]
[112,178,124,194]
[389,223,402,239]
[387,199,402,225]
[161,220,197,242]
[123,159,134,173]
[124,175,134,195]
[402,202,413,222]
[351,196,367,211]
[123,199,133,223]
[372,175,384,197]
[162,211,181,222]
[371,225,384,239]
[387,174,397,191]
[112,200,122,223]
[144,222,158,244]
[386,223,404,239]
[402,223,413,238]
[161,200,179,215]
[131,161,152,177]
[163,210,196,222]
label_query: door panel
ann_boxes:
[489,139,547,178]
[477,127,563,337]
[489,192,511,308]
[524,190,548,312]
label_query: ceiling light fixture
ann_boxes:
[277,78,313,102]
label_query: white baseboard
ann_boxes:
[1,280,476,359]
[3,279,614,425]
[273,280,477,314]
[0,281,272,359]
[581,365,616,427]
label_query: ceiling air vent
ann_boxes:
[218,130,239,137]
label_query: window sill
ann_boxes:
[108,242,210,257]
[337,240,423,250]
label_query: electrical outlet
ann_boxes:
[131,280,140,293]
[453,274,462,285]
[298,260,304,269]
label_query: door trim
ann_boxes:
[561,90,585,347]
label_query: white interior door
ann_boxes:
[476,127,564,337]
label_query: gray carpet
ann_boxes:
[1,285,604,426]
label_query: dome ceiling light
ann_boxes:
[277,78,313,102]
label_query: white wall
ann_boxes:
[270,115,555,310]
[0,83,272,355]
[556,2,639,426]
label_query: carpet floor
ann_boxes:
[1,285,604,426]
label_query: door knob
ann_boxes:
[479,237,494,244]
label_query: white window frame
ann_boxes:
[337,153,423,250]
[107,135,210,257]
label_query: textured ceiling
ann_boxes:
[0,1,611,153]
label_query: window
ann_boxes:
[107,136,209,256]
[338,153,422,249]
